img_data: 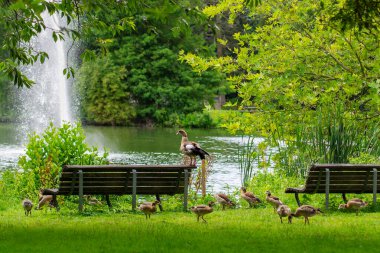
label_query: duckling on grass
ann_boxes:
[291,205,323,225]
[214,193,235,210]
[240,187,261,208]
[277,204,292,224]
[265,190,283,212]
[22,199,33,216]
[338,198,368,216]
[138,200,160,219]
[191,201,215,223]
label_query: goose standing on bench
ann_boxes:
[177,130,209,166]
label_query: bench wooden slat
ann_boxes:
[310,164,380,170]
[43,164,195,211]
[59,181,184,187]
[63,165,195,172]
[61,172,184,178]
[307,171,373,176]
[57,186,184,195]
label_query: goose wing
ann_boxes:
[244,192,257,199]
[217,193,232,202]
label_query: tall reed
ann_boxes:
[270,105,380,177]
[238,136,257,187]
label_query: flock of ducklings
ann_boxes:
[188,188,368,224]
[22,188,368,223]
[189,188,326,224]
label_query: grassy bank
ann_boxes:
[0,205,379,253]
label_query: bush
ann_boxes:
[179,112,216,128]
[9,122,109,199]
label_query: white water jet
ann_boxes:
[17,11,74,140]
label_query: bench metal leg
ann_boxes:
[373,169,377,209]
[78,170,84,212]
[183,169,189,211]
[295,193,301,207]
[325,169,330,210]
[156,194,163,211]
[51,194,60,211]
[105,195,112,208]
[342,193,347,203]
[132,169,137,211]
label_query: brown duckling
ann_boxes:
[291,205,323,224]
[22,199,33,216]
[85,195,102,206]
[277,204,292,224]
[214,193,235,210]
[240,187,261,207]
[138,200,160,219]
[191,201,215,223]
[338,198,368,216]
[265,190,283,212]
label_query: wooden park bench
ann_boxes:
[42,164,196,212]
[285,164,379,209]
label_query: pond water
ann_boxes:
[0,124,264,192]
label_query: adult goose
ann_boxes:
[177,130,209,166]
[338,198,368,216]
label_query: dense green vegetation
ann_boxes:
[0,0,232,127]
[2,123,109,199]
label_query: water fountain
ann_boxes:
[17,11,74,139]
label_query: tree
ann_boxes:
[180,0,380,135]
[0,0,138,88]
[77,0,227,126]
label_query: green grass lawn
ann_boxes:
[0,205,379,253]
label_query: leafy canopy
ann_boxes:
[180,0,380,135]
[0,0,139,88]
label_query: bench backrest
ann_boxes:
[304,164,380,193]
[58,165,195,195]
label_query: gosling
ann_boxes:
[214,193,235,210]
[338,198,368,216]
[240,187,261,208]
[191,201,215,223]
[291,205,323,224]
[277,204,292,224]
[138,200,160,219]
[265,190,283,212]
[22,199,33,216]
[85,195,102,206]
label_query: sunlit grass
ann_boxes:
[0,204,379,253]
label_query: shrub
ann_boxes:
[12,122,109,198]
[179,112,216,128]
